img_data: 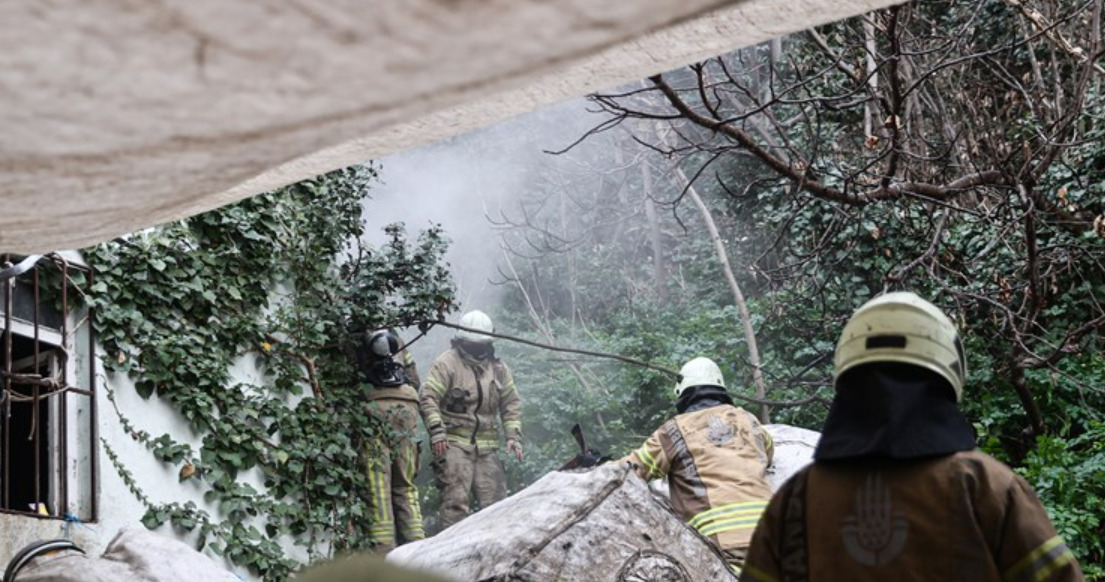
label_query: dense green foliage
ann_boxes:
[492,0,1105,573]
[87,165,454,580]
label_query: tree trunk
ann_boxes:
[675,167,769,422]
[864,16,879,139]
[641,160,669,302]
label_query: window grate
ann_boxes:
[0,254,97,521]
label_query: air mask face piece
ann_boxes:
[461,341,495,361]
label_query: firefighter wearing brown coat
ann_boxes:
[359,329,426,553]
[419,310,523,529]
[740,292,1083,582]
[624,356,774,575]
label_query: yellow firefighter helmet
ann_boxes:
[834,291,966,401]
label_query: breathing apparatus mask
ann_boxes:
[357,329,411,387]
[455,339,495,361]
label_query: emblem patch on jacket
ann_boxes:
[706,415,735,445]
[841,472,909,566]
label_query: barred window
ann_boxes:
[1,254,97,521]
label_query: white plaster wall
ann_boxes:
[0,351,275,580]
[94,367,257,578]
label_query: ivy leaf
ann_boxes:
[179,463,197,481]
[141,508,169,529]
[135,381,154,400]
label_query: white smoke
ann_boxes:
[361,98,609,363]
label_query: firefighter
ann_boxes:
[359,329,426,553]
[419,310,523,529]
[740,292,1083,582]
[623,356,774,575]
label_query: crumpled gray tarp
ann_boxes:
[389,463,736,581]
[13,528,239,582]
[388,424,821,582]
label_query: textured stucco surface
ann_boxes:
[1,0,901,253]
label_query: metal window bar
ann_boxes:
[33,265,40,518]
[0,254,97,521]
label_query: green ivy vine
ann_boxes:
[86,164,455,580]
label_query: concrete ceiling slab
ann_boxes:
[0,0,901,253]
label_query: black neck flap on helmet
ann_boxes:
[814,362,976,461]
[676,384,734,414]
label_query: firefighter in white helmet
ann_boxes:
[622,356,774,575]
[418,310,523,529]
[741,291,1082,582]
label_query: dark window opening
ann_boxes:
[5,341,53,513]
[1,254,97,520]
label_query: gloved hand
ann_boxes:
[506,438,524,462]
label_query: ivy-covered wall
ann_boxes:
[86,165,455,581]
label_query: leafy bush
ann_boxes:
[89,164,455,580]
[1018,423,1105,579]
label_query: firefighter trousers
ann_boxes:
[432,442,506,529]
[365,399,425,553]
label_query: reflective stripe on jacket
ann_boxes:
[740,450,1083,582]
[418,348,522,450]
[625,404,774,552]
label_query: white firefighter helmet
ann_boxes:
[366,329,399,358]
[455,310,495,343]
[834,291,967,401]
[674,357,725,397]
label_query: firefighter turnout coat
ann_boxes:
[419,347,522,451]
[625,403,774,556]
[740,450,1083,582]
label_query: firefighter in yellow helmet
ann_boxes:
[358,329,425,553]
[419,310,523,529]
[741,291,1083,582]
[622,356,774,575]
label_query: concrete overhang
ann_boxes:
[1,0,903,253]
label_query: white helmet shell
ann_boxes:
[456,310,495,343]
[674,357,725,397]
[834,291,966,401]
[367,329,399,357]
